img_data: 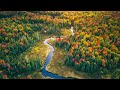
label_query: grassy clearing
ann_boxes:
[21,32,54,66]
[61,28,72,36]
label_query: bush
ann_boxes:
[111,69,120,79]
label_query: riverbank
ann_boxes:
[46,38,112,79]
[46,39,90,79]
[20,33,54,79]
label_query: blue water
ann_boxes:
[42,68,66,79]
[41,38,74,79]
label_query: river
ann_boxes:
[41,38,67,79]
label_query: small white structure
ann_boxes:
[70,26,74,36]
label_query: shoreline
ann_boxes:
[46,38,89,79]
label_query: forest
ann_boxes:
[0,11,120,79]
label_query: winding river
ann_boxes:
[41,38,67,79]
[42,27,75,79]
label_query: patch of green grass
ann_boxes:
[20,32,53,66]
